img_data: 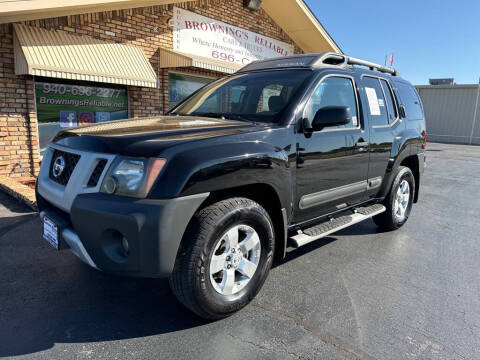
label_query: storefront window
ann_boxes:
[35,80,128,154]
[168,73,213,110]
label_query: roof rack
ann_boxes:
[237,52,398,76]
[316,52,397,76]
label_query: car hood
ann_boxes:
[53,115,269,157]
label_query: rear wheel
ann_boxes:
[373,166,415,230]
[169,197,275,319]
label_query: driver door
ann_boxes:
[294,74,370,223]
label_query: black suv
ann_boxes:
[36,53,426,319]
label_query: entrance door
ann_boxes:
[294,74,370,223]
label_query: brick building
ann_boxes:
[0,0,339,179]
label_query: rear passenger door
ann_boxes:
[361,76,402,199]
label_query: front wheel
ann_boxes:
[373,166,415,230]
[169,197,275,319]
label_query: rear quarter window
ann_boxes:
[396,82,424,120]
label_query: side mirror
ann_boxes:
[312,106,351,131]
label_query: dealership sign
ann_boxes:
[35,82,128,127]
[172,7,295,66]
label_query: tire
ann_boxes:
[169,197,275,320]
[373,166,415,231]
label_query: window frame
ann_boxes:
[302,73,361,132]
[361,74,401,128]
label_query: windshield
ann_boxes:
[170,70,312,123]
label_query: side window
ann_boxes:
[396,82,424,120]
[380,79,398,123]
[362,77,389,126]
[304,76,358,129]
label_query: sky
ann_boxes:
[306,0,480,85]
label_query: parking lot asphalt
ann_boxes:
[1,142,479,360]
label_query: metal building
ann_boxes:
[416,84,480,145]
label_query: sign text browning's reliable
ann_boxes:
[173,7,295,66]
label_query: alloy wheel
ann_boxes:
[394,179,410,221]
[209,224,261,296]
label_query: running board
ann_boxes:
[289,204,386,248]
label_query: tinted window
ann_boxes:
[304,76,358,129]
[362,77,389,126]
[171,70,312,123]
[380,79,397,123]
[396,82,424,120]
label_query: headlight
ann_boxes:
[100,157,166,198]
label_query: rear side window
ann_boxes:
[396,82,424,120]
[380,79,398,123]
[362,77,389,126]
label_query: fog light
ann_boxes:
[121,236,129,254]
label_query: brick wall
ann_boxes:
[0,26,40,178]
[0,0,302,178]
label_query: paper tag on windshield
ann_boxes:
[365,87,381,115]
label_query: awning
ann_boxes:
[159,48,242,74]
[13,24,158,88]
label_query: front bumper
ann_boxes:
[37,190,209,278]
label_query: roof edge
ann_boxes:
[0,0,340,56]
[298,0,342,54]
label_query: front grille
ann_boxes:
[49,149,81,186]
[87,159,108,187]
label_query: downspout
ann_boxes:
[469,78,480,145]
